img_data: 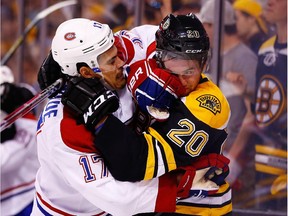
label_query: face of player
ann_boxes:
[264,0,287,25]
[235,10,255,40]
[98,45,126,90]
[163,58,202,95]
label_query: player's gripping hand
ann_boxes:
[176,153,230,199]
[202,154,230,186]
[1,83,35,114]
[0,110,16,142]
[1,83,35,142]
[61,77,119,131]
[38,51,66,97]
[126,59,185,121]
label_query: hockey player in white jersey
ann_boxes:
[0,66,40,216]
[33,15,229,214]
[32,18,227,216]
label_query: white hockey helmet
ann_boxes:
[0,65,14,85]
[51,18,115,76]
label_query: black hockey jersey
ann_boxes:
[95,74,230,181]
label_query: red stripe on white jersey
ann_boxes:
[146,41,156,59]
[36,192,109,216]
[1,179,35,195]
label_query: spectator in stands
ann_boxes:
[174,0,202,15]
[226,0,287,210]
[253,0,287,212]
[143,1,163,25]
[199,1,259,203]
[199,0,257,154]
[233,0,270,54]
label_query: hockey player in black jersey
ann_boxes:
[38,14,232,215]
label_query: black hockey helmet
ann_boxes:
[155,13,210,70]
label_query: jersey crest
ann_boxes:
[196,94,221,115]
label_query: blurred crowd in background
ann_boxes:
[0,0,207,86]
[1,0,287,215]
[0,0,275,84]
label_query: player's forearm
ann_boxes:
[94,115,149,181]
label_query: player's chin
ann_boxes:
[115,75,127,89]
[183,88,191,96]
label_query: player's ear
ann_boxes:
[79,66,102,79]
[79,66,95,78]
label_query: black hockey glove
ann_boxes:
[1,83,34,114]
[0,123,16,142]
[1,83,34,142]
[61,77,119,131]
[38,51,66,98]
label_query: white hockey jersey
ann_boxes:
[31,24,179,216]
[115,24,158,65]
[1,114,39,216]
[31,92,178,216]
[32,24,232,215]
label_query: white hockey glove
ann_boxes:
[61,77,119,131]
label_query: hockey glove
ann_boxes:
[38,51,66,97]
[126,59,185,121]
[1,83,35,114]
[0,110,16,142]
[61,77,119,131]
[0,123,16,142]
[176,153,230,199]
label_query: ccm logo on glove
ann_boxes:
[84,91,116,124]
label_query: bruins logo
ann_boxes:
[255,75,285,126]
[196,94,221,115]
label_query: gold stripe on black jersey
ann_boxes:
[143,133,156,179]
[148,127,177,172]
